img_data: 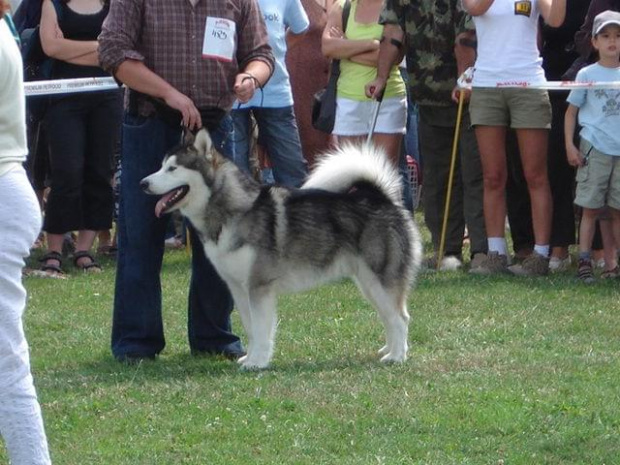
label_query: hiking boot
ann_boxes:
[469,252,487,272]
[577,258,595,283]
[468,251,508,275]
[508,252,549,276]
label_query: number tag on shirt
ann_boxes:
[514,1,532,17]
[202,17,236,62]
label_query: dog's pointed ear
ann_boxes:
[183,129,196,146]
[193,128,213,156]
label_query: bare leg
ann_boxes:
[372,133,403,167]
[475,126,508,238]
[516,128,552,248]
[579,208,600,255]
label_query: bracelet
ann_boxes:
[458,37,477,49]
[241,72,261,89]
[380,36,403,49]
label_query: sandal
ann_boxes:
[39,251,64,276]
[97,244,118,257]
[73,250,103,273]
[601,266,620,279]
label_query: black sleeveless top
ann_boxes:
[52,2,109,79]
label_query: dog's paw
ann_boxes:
[378,345,389,356]
[380,352,407,363]
[239,358,270,370]
[237,351,271,370]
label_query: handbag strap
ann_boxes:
[330,0,351,78]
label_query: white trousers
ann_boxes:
[0,166,51,465]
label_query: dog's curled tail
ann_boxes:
[302,143,403,205]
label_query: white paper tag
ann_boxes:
[202,17,236,62]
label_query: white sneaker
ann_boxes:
[549,255,572,272]
[424,255,463,271]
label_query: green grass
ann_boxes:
[4,246,620,464]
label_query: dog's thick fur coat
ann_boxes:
[141,129,422,368]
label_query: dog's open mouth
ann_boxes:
[155,186,189,217]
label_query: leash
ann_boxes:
[366,88,384,145]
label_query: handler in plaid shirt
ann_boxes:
[99,0,274,364]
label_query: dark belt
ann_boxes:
[127,90,226,132]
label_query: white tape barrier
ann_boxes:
[457,67,620,90]
[24,77,118,97]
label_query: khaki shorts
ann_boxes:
[469,87,551,129]
[574,139,620,210]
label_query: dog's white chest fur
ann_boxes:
[203,227,256,285]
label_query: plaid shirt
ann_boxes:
[98,0,274,115]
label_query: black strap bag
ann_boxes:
[311,0,351,134]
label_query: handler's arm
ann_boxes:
[451,30,476,102]
[115,59,202,130]
[234,60,273,103]
[364,24,404,99]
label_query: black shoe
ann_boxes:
[191,349,246,361]
[116,353,157,365]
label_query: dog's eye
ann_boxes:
[167,166,177,172]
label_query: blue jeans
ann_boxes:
[232,106,308,187]
[111,114,243,359]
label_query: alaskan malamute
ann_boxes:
[141,129,422,369]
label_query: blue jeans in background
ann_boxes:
[111,113,244,360]
[232,106,308,187]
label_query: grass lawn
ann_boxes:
[3,244,620,464]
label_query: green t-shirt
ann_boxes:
[337,0,405,101]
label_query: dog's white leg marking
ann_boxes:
[354,270,409,363]
[240,287,277,369]
[227,283,253,363]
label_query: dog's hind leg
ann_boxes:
[354,270,410,363]
[240,286,277,369]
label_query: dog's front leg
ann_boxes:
[227,283,253,363]
[240,287,277,369]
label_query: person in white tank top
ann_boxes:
[464,0,566,277]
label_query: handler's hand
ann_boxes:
[234,73,256,104]
[451,86,471,103]
[163,88,202,130]
[365,77,386,100]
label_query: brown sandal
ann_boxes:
[73,250,103,273]
[39,251,64,276]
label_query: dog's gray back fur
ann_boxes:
[172,137,421,292]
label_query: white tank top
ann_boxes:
[471,0,546,87]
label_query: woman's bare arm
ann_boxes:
[39,0,99,65]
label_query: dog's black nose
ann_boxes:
[139,179,149,191]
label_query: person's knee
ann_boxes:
[524,170,550,191]
[582,208,601,221]
[483,170,506,192]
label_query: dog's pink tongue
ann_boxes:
[155,192,175,218]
